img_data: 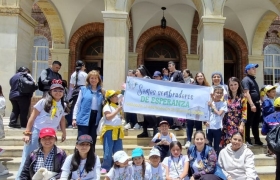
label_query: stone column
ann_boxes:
[50,48,70,80]
[248,55,264,87]
[186,54,200,75]
[128,52,138,70]
[102,11,130,90]
[0,0,36,115]
[197,17,226,80]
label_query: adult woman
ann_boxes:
[135,65,158,138]
[184,72,209,148]
[183,69,194,84]
[73,70,104,152]
[218,132,258,180]
[100,90,124,173]
[67,60,87,128]
[220,77,247,147]
[60,134,101,179]
[211,72,228,101]
[187,131,226,180]
[16,79,68,179]
[20,128,67,180]
[9,67,36,128]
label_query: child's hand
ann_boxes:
[205,122,210,127]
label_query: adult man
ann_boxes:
[167,61,184,83]
[39,61,62,96]
[241,64,263,146]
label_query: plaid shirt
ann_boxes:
[33,147,55,174]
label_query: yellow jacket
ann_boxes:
[100,125,124,143]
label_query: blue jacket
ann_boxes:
[187,145,226,180]
[76,85,104,126]
[262,98,274,118]
[262,111,280,135]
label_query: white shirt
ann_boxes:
[60,154,101,180]
[211,85,229,100]
[106,166,134,180]
[151,132,177,143]
[145,163,166,180]
[162,155,189,180]
[129,161,149,180]
[33,99,66,130]
[191,151,203,173]
[0,96,5,117]
[70,71,87,86]
[208,101,227,129]
[103,104,122,126]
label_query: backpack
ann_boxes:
[266,124,280,154]
[18,73,37,94]
[38,69,51,91]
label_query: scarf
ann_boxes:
[51,99,58,119]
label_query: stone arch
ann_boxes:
[69,22,104,72]
[136,26,188,69]
[224,28,248,78]
[252,11,278,55]
[192,0,226,18]
[36,0,65,45]
[190,11,199,54]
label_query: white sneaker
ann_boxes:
[133,123,141,129]
[246,142,253,148]
[124,123,131,130]
[0,169,9,176]
[184,141,191,148]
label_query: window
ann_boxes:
[264,44,280,85]
[32,36,49,96]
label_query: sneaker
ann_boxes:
[174,127,180,131]
[0,169,9,176]
[124,123,131,130]
[0,148,5,156]
[133,123,141,129]
[254,141,264,146]
[184,141,191,148]
[100,168,107,174]
[246,141,253,148]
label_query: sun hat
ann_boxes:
[105,90,121,99]
[264,85,277,94]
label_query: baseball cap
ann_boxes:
[264,85,277,94]
[105,90,121,99]
[149,148,161,157]
[50,79,64,90]
[39,128,56,138]
[245,64,258,73]
[159,120,169,126]
[77,135,93,144]
[153,71,162,77]
[131,148,143,158]
[113,150,129,163]
[274,97,280,107]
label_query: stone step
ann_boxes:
[1,153,275,172]
[0,166,276,180]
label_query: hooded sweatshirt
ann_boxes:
[218,143,258,180]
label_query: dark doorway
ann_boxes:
[145,61,179,77]
[224,42,237,84]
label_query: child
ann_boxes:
[145,148,166,180]
[105,151,134,180]
[150,121,177,162]
[207,86,227,154]
[262,85,277,118]
[130,148,148,179]
[162,141,189,180]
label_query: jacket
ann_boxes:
[262,111,280,135]
[169,70,184,83]
[187,145,226,180]
[218,143,258,180]
[262,98,275,118]
[20,145,67,180]
[9,72,34,99]
[76,85,104,126]
[40,68,62,91]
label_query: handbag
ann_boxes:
[96,117,105,136]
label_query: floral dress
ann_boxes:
[220,96,247,147]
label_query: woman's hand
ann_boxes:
[190,176,195,180]
[239,122,244,133]
[22,135,31,144]
[72,119,77,127]
[250,105,256,112]
[61,133,66,142]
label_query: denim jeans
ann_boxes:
[206,128,222,154]
[101,130,123,171]
[16,127,40,180]
[186,120,202,142]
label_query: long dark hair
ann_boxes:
[132,155,146,179]
[0,85,3,97]
[44,92,70,113]
[138,65,151,77]
[227,77,244,99]
[184,69,193,78]
[70,144,96,173]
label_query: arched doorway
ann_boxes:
[144,39,180,74]
[81,37,104,75]
[224,42,237,83]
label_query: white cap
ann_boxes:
[113,150,129,163]
[149,148,161,157]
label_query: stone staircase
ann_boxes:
[0,117,276,180]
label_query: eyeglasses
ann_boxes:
[52,89,64,93]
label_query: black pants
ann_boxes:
[276,153,280,180]
[9,96,31,128]
[142,115,157,135]
[207,129,222,154]
[245,102,261,143]
[77,110,98,152]
[199,174,222,180]
[66,95,78,126]
[154,145,170,162]
[125,112,137,128]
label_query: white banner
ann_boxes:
[123,77,211,121]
